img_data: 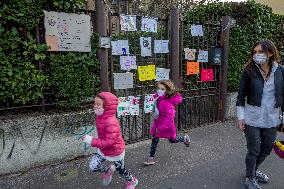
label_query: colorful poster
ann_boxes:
[117,97,130,116]
[138,65,156,81]
[154,40,169,54]
[191,24,204,37]
[120,14,137,31]
[201,69,214,82]
[144,94,155,113]
[184,48,196,60]
[197,50,208,62]
[44,11,91,52]
[111,40,130,55]
[186,62,199,75]
[156,68,170,81]
[141,17,158,32]
[113,72,133,89]
[120,56,137,70]
[128,96,140,115]
[140,37,152,57]
[117,96,140,116]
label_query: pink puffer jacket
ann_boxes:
[150,93,182,139]
[91,92,125,157]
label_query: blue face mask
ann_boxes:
[253,53,268,65]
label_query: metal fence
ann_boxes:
[109,12,170,143]
[178,13,228,130]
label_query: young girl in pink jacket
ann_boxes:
[144,80,191,165]
[82,92,138,189]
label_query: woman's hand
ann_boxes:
[237,119,246,131]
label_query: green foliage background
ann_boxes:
[0,0,100,108]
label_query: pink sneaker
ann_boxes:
[126,177,138,189]
[101,164,115,186]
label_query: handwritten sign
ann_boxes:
[198,50,208,62]
[141,17,158,32]
[201,69,214,82]
[44,11,91,52]
[111,40,130,55]
[144,94,155,113]
[120,56,137,70]
[191,24,204,37]
[100,37,111,48]
[140,37,152,57]
[113,72,133,89]
[184,48,196,60]
[138,65,156,81]
[186,62,199,75]
[154,40,169,54]
[120,15,137,31]
[117,96,140,116]
[156,68,170,81]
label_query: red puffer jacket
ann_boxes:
[91,92,125,157]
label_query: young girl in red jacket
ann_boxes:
[144,80,191,165]
[81,92,138,189]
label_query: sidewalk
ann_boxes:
[1,120,283,189]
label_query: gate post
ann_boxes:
[169,6,181,88]
[170,6,182,130]
[95,0,110,92]
[219,16,230,121]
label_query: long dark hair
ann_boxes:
[157,80,177,98]
[245,40,280,75]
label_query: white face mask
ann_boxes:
[94,107,104,116]
[253,53,268,65]
[157,89,165,97]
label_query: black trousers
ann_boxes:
[244,125,277,178]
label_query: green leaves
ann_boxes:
[0,56,48,104]
[0,0,101,108]
[49,52,100,108]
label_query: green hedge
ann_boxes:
[0,0,100,108]
[184,0,284,91]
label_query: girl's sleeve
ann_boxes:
[173,92,182,105]
[91,125,119,148]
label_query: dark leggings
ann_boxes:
[89,153,134,182]
[150,136,185,157]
